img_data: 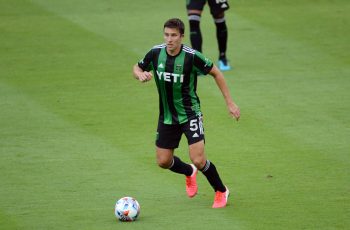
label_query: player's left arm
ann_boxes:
[209,65,240,121]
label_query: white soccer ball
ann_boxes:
[114,197,140,222]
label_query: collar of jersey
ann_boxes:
[165,44,183,58]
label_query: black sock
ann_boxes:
[200,160,226,192]
[169,156,193,176]
[189,16,202,52]
[215,19,228,60]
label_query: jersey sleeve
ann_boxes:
[193,51,213,75]
[137,49,153,71]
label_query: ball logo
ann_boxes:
[115,197,140,222]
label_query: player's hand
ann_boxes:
[228,103,240,121]
[138,71,153,82]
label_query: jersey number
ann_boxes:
[190,118,204,135]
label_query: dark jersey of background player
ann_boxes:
[138,44,213,125]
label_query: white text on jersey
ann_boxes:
[156,71,184,83]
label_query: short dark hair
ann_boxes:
[164,18,185,35]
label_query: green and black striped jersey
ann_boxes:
[138,44,213,125]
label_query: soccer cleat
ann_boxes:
[185,164,198,198]
[212,186,230,208]
[218,59,232,71]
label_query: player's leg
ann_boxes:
[156,147,193,175]
[155,122,193,176]
[188,141,226,192]
[157,146,198,198]
[155,147,174,168]
[214,12,230,69]
[156,121,197,197]
[188,141,229,208]
[208,0,231,71]
[185,116,229,208]
[186,0,205,52]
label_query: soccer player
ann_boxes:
[186,0,232,71]
[133,18,240,208]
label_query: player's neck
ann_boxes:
[166,45,182,56]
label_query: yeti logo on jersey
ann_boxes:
[156,71,184,83]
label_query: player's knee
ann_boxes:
[157,160,169,169]
[191,157,206,170]
[212,12,225,19]
[156,157,172,169]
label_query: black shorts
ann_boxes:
[156,115,205,149]
[186,0,230,16]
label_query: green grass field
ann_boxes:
[1,0,349,229]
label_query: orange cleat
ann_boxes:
[185,164,198,198]
[212,186,230,208]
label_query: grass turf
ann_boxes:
[0,0,349,229]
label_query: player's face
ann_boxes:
[164,27,183,55]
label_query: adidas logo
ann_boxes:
[192,133,199,138]
[158,63,164,68]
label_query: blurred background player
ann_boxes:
[186,0,232,71]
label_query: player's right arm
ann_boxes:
[133,64,153,82]
[133,49,154,83]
